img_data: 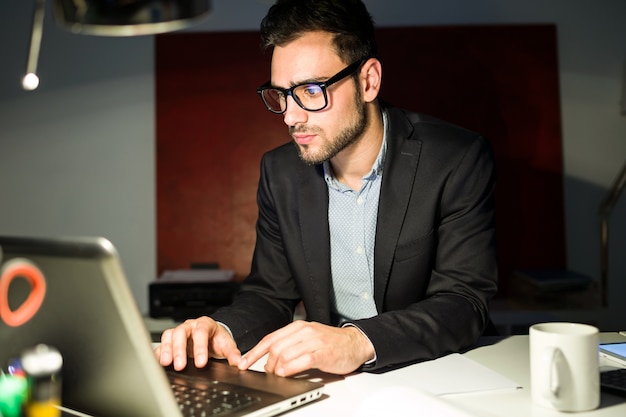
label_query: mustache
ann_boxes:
[289,125,321,135]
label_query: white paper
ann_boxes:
[358,353,521,396]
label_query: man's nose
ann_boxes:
[283,95,308,126]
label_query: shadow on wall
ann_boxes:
[564,175,626,311]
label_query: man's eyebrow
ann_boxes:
[293,75,327,86]
[271,75,327,89]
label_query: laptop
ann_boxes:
[0,235,324,417]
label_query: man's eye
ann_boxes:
[301,84,323,96]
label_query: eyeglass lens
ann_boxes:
[262,84,326,113]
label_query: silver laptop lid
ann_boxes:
[0,235,182,417]
[0,235,324,417]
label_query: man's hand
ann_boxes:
[154,316,242,371]
[237,321,375,376]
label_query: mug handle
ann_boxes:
[541,347,567,405]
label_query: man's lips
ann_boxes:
[293,133,316,145]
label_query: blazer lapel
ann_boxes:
[297,163,332,323]
[374,109,422,311]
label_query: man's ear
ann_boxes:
[360,58,382,103]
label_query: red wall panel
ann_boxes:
[156,26,565,296]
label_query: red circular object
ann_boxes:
[0,259,46,327]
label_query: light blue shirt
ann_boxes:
[323,110,388,324]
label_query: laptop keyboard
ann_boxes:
[600,368,626,397]
[168,373,262,416]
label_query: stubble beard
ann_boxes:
[291,98,369,166]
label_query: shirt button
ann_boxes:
[355,246,364,254]
[357,197,364,205]
[361,293,370,300]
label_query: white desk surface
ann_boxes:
[278,332,626,417]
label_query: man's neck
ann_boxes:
[330,106,384,191]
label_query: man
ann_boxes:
[156,0,497,376]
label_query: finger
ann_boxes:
[171,320,195,370]
[253,322,309,373]
[153,344,164,363]
[225,349,243,367]
[189,318,211,368]
[263,335,295,374]
[156,328,174,366]
[190,317,243,368]
[210,325,243,366]
[267,330,325,376]
[274,350,317,377]
[264,322,320,371]
[238,331,277,371]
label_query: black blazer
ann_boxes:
[212,105,498,372]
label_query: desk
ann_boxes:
[62,332,626,417]
[280,332,626,417]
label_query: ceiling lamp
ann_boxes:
[53,0,211,36]
[22,0,211,91]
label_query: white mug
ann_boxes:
[529,322,600,412]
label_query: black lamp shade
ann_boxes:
[53,0,211,36]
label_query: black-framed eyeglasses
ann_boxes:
[256,60,364,114]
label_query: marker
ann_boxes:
[21,344,63,417]
[0,373,28,417]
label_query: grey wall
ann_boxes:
[1,0,625,330]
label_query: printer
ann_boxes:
[149,268,239,321]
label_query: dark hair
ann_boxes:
[260,0,377,65]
